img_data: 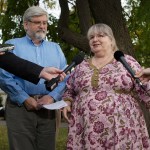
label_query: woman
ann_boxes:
[62,23,150,149]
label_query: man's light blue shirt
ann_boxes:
[0,36,67,105]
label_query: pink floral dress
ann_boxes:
[63,55,150,150]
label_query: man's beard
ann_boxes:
[27,30,47,41]
[34,30,46,40]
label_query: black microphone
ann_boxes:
[0,44,15,52]
[114,50,144,88]
[45,52,85,91]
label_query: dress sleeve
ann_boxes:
[62,66,78,102]
[125,55,150,107]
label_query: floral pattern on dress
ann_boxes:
[63,55,150,150]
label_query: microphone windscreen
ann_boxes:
[73,52,85,65]
[114,50,124,61]
[0,44,15,52]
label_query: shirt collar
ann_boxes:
[25,34,45,46]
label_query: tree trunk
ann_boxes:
[58,0,134,55]
[88,0,134,55]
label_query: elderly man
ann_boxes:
[0,6,67,150]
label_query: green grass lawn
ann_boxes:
[56,128,68,150]
[0,125,9,150]
[0,124,68,150]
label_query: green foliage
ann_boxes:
[42,0,56,9]
[122,0,150,67]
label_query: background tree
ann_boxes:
[124,0,150,67]
[58,0,133,55]
[0,0,150,65]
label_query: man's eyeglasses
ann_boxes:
[28,20,48,26]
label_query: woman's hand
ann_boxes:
[62,101,71,123]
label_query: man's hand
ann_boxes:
[37,95,54,106]
[24,97,39,110]
[135,68,150,83]
[0,52,5,55]
[39,67,66,81]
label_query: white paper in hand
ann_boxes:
[42,100,68,110]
